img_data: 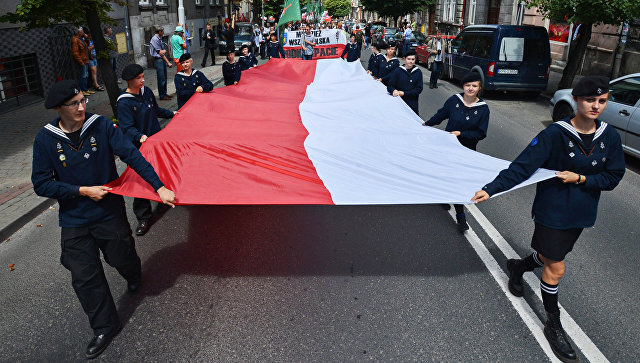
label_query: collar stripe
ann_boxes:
[455,93,486,107]
[117,93,135,102]
[80,114,100,137]
[44,124,70,141]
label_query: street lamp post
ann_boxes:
[178,0,185,26]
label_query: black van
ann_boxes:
[445,25,550,92]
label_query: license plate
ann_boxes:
[498,69,518,75]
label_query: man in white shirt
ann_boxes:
[429,29,443,89]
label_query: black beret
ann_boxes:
[45,80,81,109]
[178,53,192,63]
[240,44,249,51]
[461,72,482,85]
[387,40,397,48]
[404,50,416,57]
[572,76,610,97]
[122,63,144,81]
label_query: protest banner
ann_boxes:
[283,29,348,59]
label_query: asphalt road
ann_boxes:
[0,53,638,361]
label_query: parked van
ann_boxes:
[445,25,550,92]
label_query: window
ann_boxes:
[442,0,449,22]
[609,77,640,107]
[138,0,150,5]
[156,0,166,5]
[498,37,524,61]
[209,0,214,5]
[468,0,476,25]
[195,0,202,5]
[470,34,493,58]
[448,0,456,23]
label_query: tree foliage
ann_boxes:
[324,0,351,18]
[359,0,432,20]
[1,0,125,117]
[263,0,285,20]
[524,0,640,25]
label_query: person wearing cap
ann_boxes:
[174,53,214,109]
[366,41,384,79]
[31,80,176,359]
[222,51,241,86]
[471,75,625,362]
[238,45,258,71]
[171,25,187,72]
[340,33,361,62]
[424,72,490,231]
[386,50,423,115]
[377,41,399,86]
[117,64,177,236]
[266,32,286,59]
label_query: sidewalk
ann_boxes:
[0,46,257,242]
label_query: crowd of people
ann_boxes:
[50,16,626,363]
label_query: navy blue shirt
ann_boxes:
[340,42,361,62]
[222,60,241,86]
[377,57,400,85]
[426,93,490,150]
[386,65,423,114]
[117,86,174,147]
[483,119,625,229]
[174,69,214,109]
[266,41,286,58]
[31,113,164,227]
[367,53,384,78]
[238,53,258,70]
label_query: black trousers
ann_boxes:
[133,198,152,222]
[201,47,216,65]
[60,216,141,335]
[259,42,266,58]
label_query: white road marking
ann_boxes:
[446,207,561,362]
[463,204,610,363]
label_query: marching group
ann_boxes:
[40,17,624,363]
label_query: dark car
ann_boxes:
[394,31,426,56]
[375,27,400,45]
[218,22,254,55]
[444,25,551,93]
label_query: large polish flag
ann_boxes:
[107,59,555,205]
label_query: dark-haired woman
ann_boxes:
[471,76,625,362]
[424,72,489,231]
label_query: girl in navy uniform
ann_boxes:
[117,64,176,236]
[32,80,176,359]
[222,50,242,86]
[377,41,400,85]
[238,45,259,70]
[424,73,489,231]
[266,33,286,59]
[386,50,423,115]
[174,53,214,109]
[340,34,361,62]
[472,76,625,362]
[366,41,384,79]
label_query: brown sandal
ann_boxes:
[94,85,105,91]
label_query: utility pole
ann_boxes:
[178,0,185,26]
[611,23,629,80]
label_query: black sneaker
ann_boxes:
[456,218,469,232]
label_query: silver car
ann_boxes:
[550,73,640,158]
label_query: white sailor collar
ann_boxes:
[554,119,608,143]
[455,93,487,108]
[44,113,101,142]
[399,65,419,73]
[177,69,199,77]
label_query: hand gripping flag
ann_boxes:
[107,59,556,205]
[277,0,302,27]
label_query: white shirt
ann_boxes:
[435,39,442,62]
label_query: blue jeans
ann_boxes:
[430,61,442,87]
[403,42,411,56]
[154,58,167,98]
[302,53,312,60]
[78,63,88,91]
[365,36,369,48]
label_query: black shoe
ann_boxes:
[201,63,206,67]
[456,218,469,232]
[544,311,578,362]
[429,85,434,89]
[506,259,525,297]
[434,84,438,89]
[85,326,120,359]
[135,220,150,236]
[127,276,142,293]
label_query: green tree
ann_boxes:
[360,0,432,25]
[324,0,351,18]
[1,0,124,117]
[264,0,285,21]
[524,0,640,89]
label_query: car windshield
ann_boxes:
[386,28,399,35]
[413,32,426,42]
[237,26,252,37]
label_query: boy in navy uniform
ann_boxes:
[238,45,258,70]
[31,80,176,359]
[222,50,242,86]
[366,41,384,79]
[174,53,214,109]
[377,41,400,85]
[340,33,361,62]
[117,64,176,236]
[266,32,286,58]
[386,50,423,115]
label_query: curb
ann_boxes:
[0,191,55,243]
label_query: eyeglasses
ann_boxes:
[62,97,89,109]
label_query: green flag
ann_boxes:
[277,0,302,27]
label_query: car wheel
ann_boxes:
[553,102,574,122]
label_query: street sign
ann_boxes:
[116,32,128,54]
